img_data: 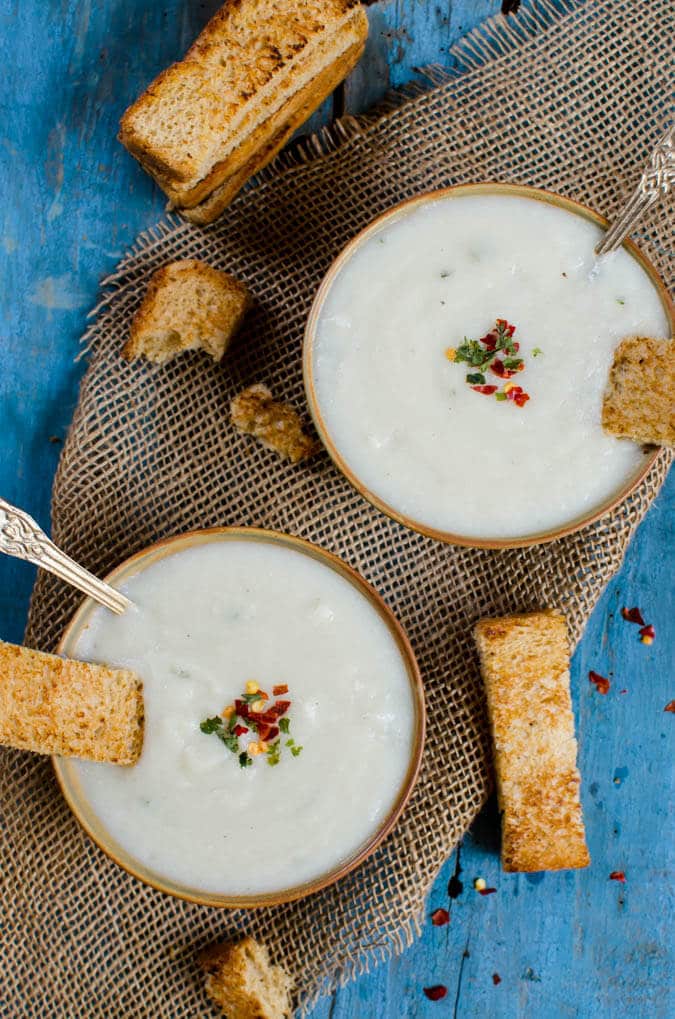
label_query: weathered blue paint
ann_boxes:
[0,2,672,1016]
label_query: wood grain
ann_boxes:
[0,1,672,1016]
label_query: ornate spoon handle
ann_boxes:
[596,124,674,256]
[0,497,131,615]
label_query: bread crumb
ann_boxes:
[230,384,320,463]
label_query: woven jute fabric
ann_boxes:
[3,1,672,1015]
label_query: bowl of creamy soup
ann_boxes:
[304,184,673,547]
[54,528,424,907]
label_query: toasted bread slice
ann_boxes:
[122,260,252,364]
[602,335,674,447]
[178,38,364,224]
[473,611,589,873]
[230,384,320,463]
[0,640,143,764]
[119,0,368,207]
[199,937,294,1019]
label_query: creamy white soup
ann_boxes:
[310,192,669,539]
[68,538,416,896]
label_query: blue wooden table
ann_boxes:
[1,2,673,1016]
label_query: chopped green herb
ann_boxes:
[266,741,282,766]
[532,347,543,357]
[239,752,252,768]
[200,716,223,735]
[290,745,303,757]
[279,717,290,734]
[285,738,295,747]
[219,731,240,754]
[503,357,523,370]
[495,392,507,401]
[466,372,486,385]
[455,339,491,368]
[440,271,451,279]
[616,298,625,305]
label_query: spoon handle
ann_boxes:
[0,497,131,615]
[596,123,674,256]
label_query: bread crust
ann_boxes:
[199,937,294,1019]
[473,610,590,873]
[230,384,320,463]
[602,335,674,447]
[0,640,144,765]
[119,0,368,205]
[123,259,252,363]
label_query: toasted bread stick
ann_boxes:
[0,640,143,764]
[473,610,590,872]
[602,335,674,447]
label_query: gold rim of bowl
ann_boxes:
[53,526,426,909]
[303,182,674,549]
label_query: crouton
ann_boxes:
[122,260,251,364]
[230,384,320,463]
[199,937,294,1019]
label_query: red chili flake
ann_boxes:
[513,391,530,407]
[271,699,291,716]
[423,986,448,1001]
[234,699,250,718]
[589,670,610,694]
[664,701,675,714]
[272,684,289,696]
[490,359,517,379]
[232,724,248,737]
[480,331,498,351]
[639,624,655,643]
[621,606,646,626]
[496,318,515,336]
[492,973,502,985]
[478,887,497,896]
[255,723,279,742]
[430,908,450,927]
[609,871,626,883]
[471,384,498,395]
[619,689,628,695]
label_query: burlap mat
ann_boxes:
[2,1,672,1015]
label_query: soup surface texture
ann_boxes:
[310,193,669,539]
[69,539,416,896]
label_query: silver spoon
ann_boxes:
[0,497,131,615]
[595,123,674,256]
